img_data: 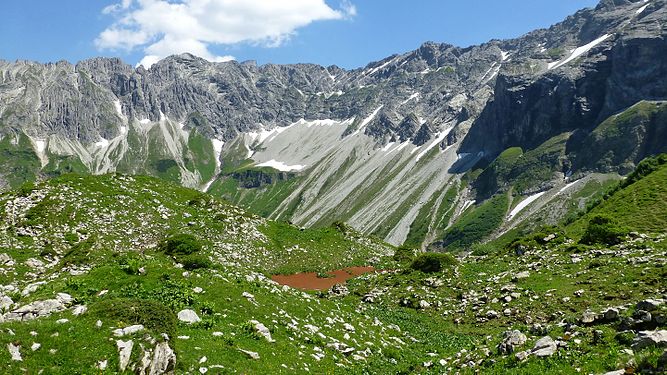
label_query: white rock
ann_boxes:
[31,343,41,351]
[193,287,203,293]
[7,343,22,361]
[212,332,223,337]
[177,309,201,324]
[0,296,13,312]
[116,340,134,372]
[199,368,208,374]
[344,323,356,332]
[632,330,667,350]
[97,359,108,370]
[532,336,557,357]
[149,341,176,374]
[96,320,103,328]
[55,293,74,305]
[56,318,69,324]
[72,305,87,316]
[199,356,208,363]
[239,348,260,360]
[113,324,145,337]
[250,320,275,343]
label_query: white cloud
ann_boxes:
[96,0,356,68]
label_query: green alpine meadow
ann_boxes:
[1,0,667,374]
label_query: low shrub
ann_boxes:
[410,253,458,273]
[90,298,176,338]
[580,215,627,246]
[159,234,202,256]
[181,254,212,271]
[470,242,495,256]
[393,246,417,263]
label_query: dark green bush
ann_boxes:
[160,234,202,256]
[580,215,627,246]
[470,242,495,256]
[410,253,458,273]
[90,298,176,338]
[393,246,417,263]
[181,254,212,270]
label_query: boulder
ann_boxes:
[532,336,557,357]
[498,330,527,354]
[116,340,134,372]
[632,330,667,350]
[249,320,275,343]
[177,309,201,324]
[149,341,176,375]
[636,299,663,312]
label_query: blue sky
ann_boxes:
[1,0,598,69]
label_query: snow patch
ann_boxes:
[95,138,110,148]
[508,191,547,219]
[34,139,46,153]
[351,106,383,136]
[548,34,611,70]
[556,180,579,195]
[636,2,650,14]
[119,126,128,135]
[365,59,394,76]
[401,93,420,105]
[256,160,306,172]
[381,142,396,152]
[139,118,151,125]
[461,200,476,213]
[414,127,454,162]
[501,51,510,61]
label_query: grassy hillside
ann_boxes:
[568,154,667,236]
[0,165,665,374]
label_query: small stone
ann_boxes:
[31,343,41,351]
[515,350,529,361]
[603,308,619,321]
[581,311,597,324]
[239,348,260,360]
[419,300,431,309]
[486,310,499,319]
[574,290,584,297]
[97,360,108,370]
[56,318,69,324]
[344,323,355,332]
[193,287,204,294]
[72,305,87,316]
[7,343,22,361]
[113,324,144,337]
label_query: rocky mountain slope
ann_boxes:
[1,0,666,249]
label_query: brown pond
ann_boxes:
[271,266,376,291]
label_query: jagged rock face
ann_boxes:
[0,0,665,247]
[460,0,667,157]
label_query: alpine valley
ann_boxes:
[0,0,666,374]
